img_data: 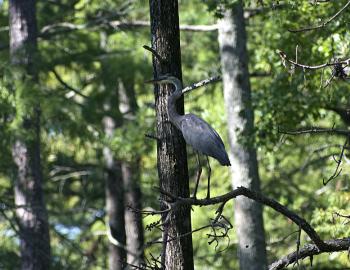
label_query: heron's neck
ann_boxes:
[167,79,183,129]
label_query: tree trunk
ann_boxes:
[9,1,51,269]
[149,1,194,269]
[103,115,127,270]
[119,79,144,266]
[122,161,144,265]
[218,2,268,270]
[100,33,127,268]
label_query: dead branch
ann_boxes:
[278,50,350,71]
[278,126,350,137]
[269,237,350,269]
[335,212,350,219]
[323,137,347,185]
[51,69,89,99]
[142,45,166,65]
[150,186,330,250]
[142,186,350,268]
[182,76,222,94]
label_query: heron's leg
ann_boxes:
[192,152,202,199]
[206,156,211,199]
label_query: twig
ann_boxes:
[143,45,166,65]
[278,126,350,137]
[268,230,300,246]
[50,170,92,181]
[0,207,20,235]
[146,217,232,251]
[333,212,350,219]
[145,133,160,141]
[295,226,302,269]
[182,75,222,94]
[51,69,89,99]
[322,69,336,88]
[323,137,348,185]
[278,50,350,70]
[288,0,350,33]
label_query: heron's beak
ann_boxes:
[145,75,167,84]
[144,78,160,84]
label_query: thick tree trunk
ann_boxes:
[149,1,194,269]
[103,115,127,270]
[119,79,144,266]
[218,2,268,270]
[9,1,51,270]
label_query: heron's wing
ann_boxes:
[180,114,226,155]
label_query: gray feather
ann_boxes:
[179,114,231,166]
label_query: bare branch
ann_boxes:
[278,50,350,71]
[333,212,350,219]
[144,186,350,267]
[142,45,166,65]
[323,138,348,185]
[152,186,330,250]
[278,126,350,137]
[51,69,89,99]
[269,237,350,270]
[288,0,350,33]
[109,20,218,31]
[144,133,160,141]
[182,75,222,94]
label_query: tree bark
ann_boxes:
[119,79,145,266]
[9,1,51,269]
[148,1,194,269]
[218,2,268,270]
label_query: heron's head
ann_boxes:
[145,74,180,85]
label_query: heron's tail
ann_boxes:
[218,151,231,166]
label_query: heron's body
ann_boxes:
[147,75,230,198]
[165,76,231,166]
[178,114,230,166]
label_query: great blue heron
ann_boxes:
[147,75,230,199]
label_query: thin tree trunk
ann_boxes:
[103,115,127,270]
[122,161,144,265]
[149,1,194,269]
[9,1,51,269]
[100,32,127,269]
[119,79,144,266]
[218,2,268,270]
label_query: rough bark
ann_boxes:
[149,1,194,269]
[9,1,51,270]
[119,79,144,266]
[218,2,268,270]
